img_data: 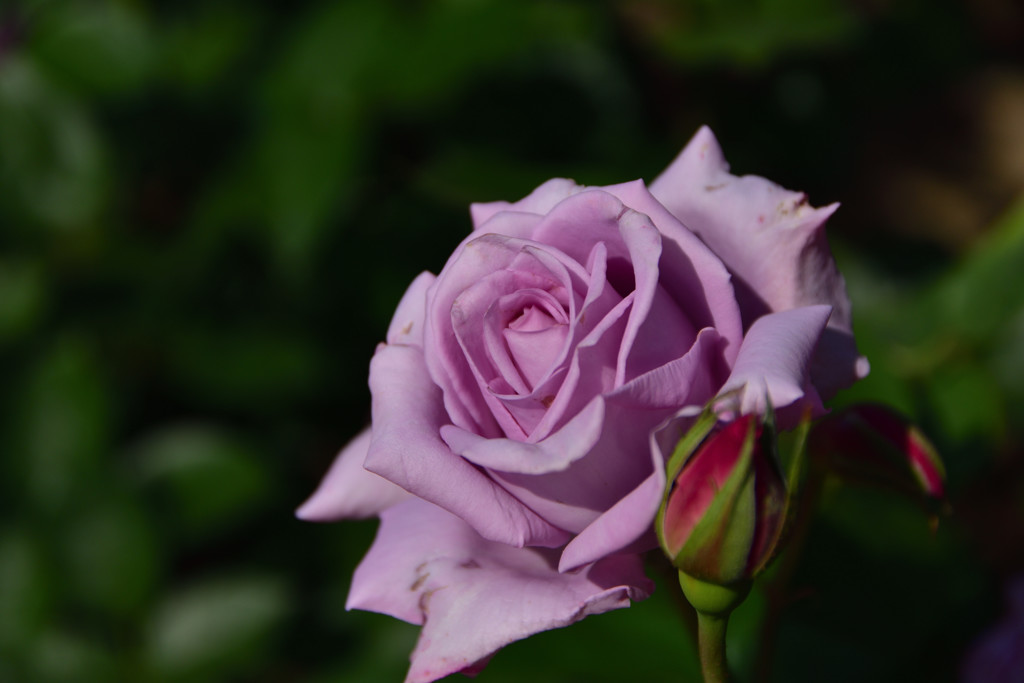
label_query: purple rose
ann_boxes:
[299,127,867,682]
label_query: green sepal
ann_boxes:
[665,405,720,485]
[752,407,812,575]
[655,404,720,554]
[678,571,752,618]
[672,417,759,584]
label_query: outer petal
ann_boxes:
[602,179,744,364]
[295,271,440,521]
[719,305,831,425]
[347,498,653,683]
[387,271,437,347]
[364,343,569,548]
[650,126,868,396]
[556,433,664,573]
[469,178,581,229]
[295,429,411,521]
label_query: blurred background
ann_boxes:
[1,0,1023,681]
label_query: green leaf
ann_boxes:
[4,337,111,513]
[0,58,107,232]
[165,327,322,410]
[940,195,1024,343]
[132,425,271,543]
[0,528,53,657]
[0,258,47,344]
[161,5,262,92]
[28,628,118,682]
[926,360,1004,445]
[632,0,859,69]
[29,1,154,96]
[60,493,159,617]
[145,576,289,681]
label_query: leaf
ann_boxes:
[0,528,53,656]
[60,494,159,617]
[145,576,289,681]
[940,195,1024,343]
[132,424,271,543]
[0,58,107,232]
[4,337,111,513]
[28,1,154,96]
[0,258,47,344]
[28,628,118,682]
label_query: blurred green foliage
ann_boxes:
[1,0,1022,681]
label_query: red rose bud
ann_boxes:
[808,403,946,514]
[658,414,788,586]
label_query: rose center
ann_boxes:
[501,298,569,392]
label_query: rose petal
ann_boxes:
[649,126,867,396]
[444,326,726,475]
[295,429,412,521]
[364,343,570,548]
[444,329,726,534]
[490,289,630,442]
[447,239,586,438]
[602,179,744,363]
[718,305,832,423]
[427,229,588,438]
[470,178,581,229]
[347,498,653,683]
[387,271,437,347]
[608,207,697,385]
[556,436,665,573]
[555,328,728,569]
[525,276,632,442]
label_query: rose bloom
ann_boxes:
[299,127,868,683]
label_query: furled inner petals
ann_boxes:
[453,270,569,439]
[511,303,563,332]
[492,241,626,440]
[504,301,570,390]
[484,288,569,396]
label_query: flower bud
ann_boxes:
[657,414,788,586]
[808,403,946,513]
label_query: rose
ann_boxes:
[298,127,867,683]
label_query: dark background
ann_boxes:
[1,0,1023,681]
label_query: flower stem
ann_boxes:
[677,573,747,683]
[696,610,731,683]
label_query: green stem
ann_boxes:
[696,610,731,683]
[677,573,747,683]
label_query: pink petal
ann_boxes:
[295,429,412,521]
[719,305,831,424]
[608,207,690,385]
[426,229,581,438]
[347,498,653,683]
[602,179,744,364]
[556,438,665,573]
[469,178,581,229]
[387,271,437,347]
[649,127,867,396]
[557,328,728,569]
[444,237,587,439]
[443,329,726,534]
[364,343,570,548]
